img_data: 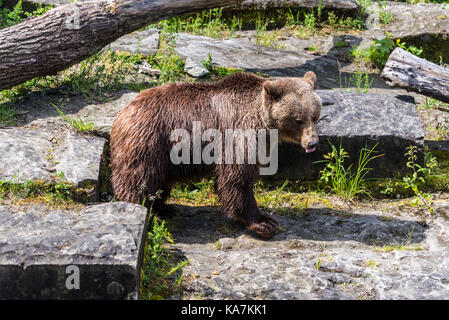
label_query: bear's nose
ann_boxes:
[308,141,319,148]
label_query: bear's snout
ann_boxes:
[305,140,319,153]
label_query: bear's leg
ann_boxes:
[215,165,278,238]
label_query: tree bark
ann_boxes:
[381,47,449,104]
[0,0,241,91]
[228,0,360,10]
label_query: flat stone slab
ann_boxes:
[174,33,341,89]
[367,2,449,39]
[77,91,139,137]
[106,28,160,56]
[0,128,106,189]
[171,202,449,299]
[0,202,148,299]
[275,91,424,180]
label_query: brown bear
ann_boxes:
[110,72,321,238]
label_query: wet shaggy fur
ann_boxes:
[110,72,321,238]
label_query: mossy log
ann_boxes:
[0,0,241,91]
[381,48,449,104]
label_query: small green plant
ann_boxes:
[202,53,243,78]
[402,146,437,213]
[274,179,289,203]
[0,0,53,29]
[349,65,373,93]
[0,171,75,205]
[304,11,317,30]
[377,0,394,25]
[351,34,424,69]
[158,8,241,39]
[351,37,394,68]
[255,14,269,43]
[0,103,18,126]
[326,12,338,27]
[317,141,383,200]
[395,38,423,57]
[286,8,301,26]
[358,0,372,15]
[140,215,189,299]
[53,105,95,133]
[336,40,348,48]
[379,11,394,25]
[148,32,185,84]
[171,178,217,206]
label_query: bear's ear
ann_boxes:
[303,71,318,89]
[263,80,284,101]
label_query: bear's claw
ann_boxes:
[248,214,279,239]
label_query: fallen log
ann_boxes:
[381,47,449,104]
[0,0,241,91]
[12,0,361,11]
[229,0,360,10]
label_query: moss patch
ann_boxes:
[0,178,96,207]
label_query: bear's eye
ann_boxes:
[295,120,304,126]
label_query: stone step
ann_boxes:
[0,128,106,201]
[105,28,160,56]
[0,202,148,299]
[170,203,449,299]
[275,90,424,180]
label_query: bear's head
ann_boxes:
[263,71,321,153]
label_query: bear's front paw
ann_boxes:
[247,213,279,239]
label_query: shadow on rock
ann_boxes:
[2,86,146,132]
[170,204,428,247]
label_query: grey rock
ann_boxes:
[0,202,149,299]
[184,57,209,78]
[53,131,106,188]
[274,91,424,180]
[170,203,449,300]
[367,2,449,39]
[0,128,55,183]
[78,91,139,138]
[138,61,161,77]
[107,28,160,56]
[0,128,105,192]
[174,33,341,89]
[278,35,335,54]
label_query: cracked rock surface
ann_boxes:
[0,202,149,299]
[170,201,449,300]
[0,128,105,189]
